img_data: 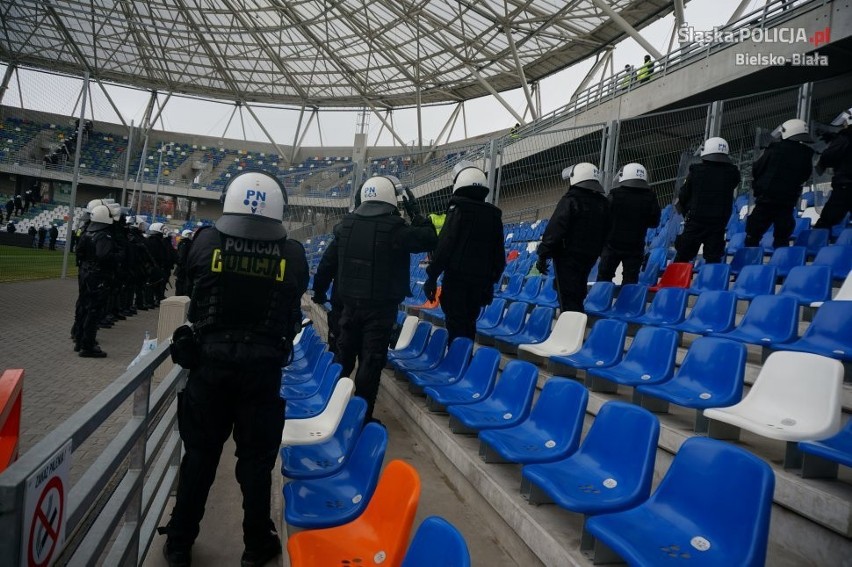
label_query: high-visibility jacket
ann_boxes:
[636,60,654,81]
[428,213,446,235]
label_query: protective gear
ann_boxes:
[87,198,107,212]
[336,214,409,303]
[831,108,852,128]
[217,171,288,241]
[148,222,164,235]
[137,221,150,234]
[88,204,113,230]
[428,213,446,235]
[536,256,549,275]
[423,278,437,302]
[700,137,731,162]
[107,203,122,220]
[778,118,814,143]
[561,162,604,193]
[359,176,398,208]
[181,229,193,239]
[453,166,488,194]
[814,128,852,228]
[615,163,650,188]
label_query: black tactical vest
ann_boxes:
[336,213,408,303]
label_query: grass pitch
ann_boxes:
[0,245,78,282]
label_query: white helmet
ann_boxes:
[217,170,288,240]
[779,118,814,143]
[561,162,604,193]
[86,198,105,212]
[107,203,122,220]
[137,220,149,233]
[126,216,135,225]
[148,221,164,235]
[452,166,488,194]
[831,107,852,127]
[359,176,398,209]
[181,229,193,239]
[700,137,731,162]
[87,204,113,231]
[616,163,650,189]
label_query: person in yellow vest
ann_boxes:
[428,212,446,235]
[637,55,654,83]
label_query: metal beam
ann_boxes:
[504,24,538,120]
[571,49,612,100]
[369,106,411,151]
[471,68,526,125]
[95,77,127,128]
[295,110,319,159]
[243,102,289,162]
[121,120,134,206]
[145,92,172,137]
[290,105,307,164]
[727,0,755,24]
[589,0,664,60]
[672,0,686,29]
[0,64,15,106]
[61,72,89,279]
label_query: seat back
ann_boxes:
[736,295,799,341]
[458,347,502,391]
[836,228,852,246]
[690,263,730,293]
[622,326,679,375]
[641,288,688,322]
[490,360,539,414]
[726,232,746,255]
[498,274,524,298]
[434,337,474,374]
[767,246,806,277]
[835,273,852,301]
[393,315,421,350]
[813,245,852,280]
[545,311,588,350]
[804,301,852,342]
[677,337,746,399]
[478,298,507,328]
[584,281,615,313]
[527,379,588,447]
[536,277,559,304]
[729,246,764,275]
[347,422,389,488]
[778,265,832,304]
[402,517,471,567]
[516,275,543,300]
[644,437,775,566]
[609,284,648,317]
[494,301,530,335]
[685,290,737,330]
[391,322,432,357]
[580,319,628,365]
[732,265,777,297]
[522,306,554,338]
[652,262,693,290]
[419,328,450,364]
[795,228,830,257]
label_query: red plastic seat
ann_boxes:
[649,262,693,292]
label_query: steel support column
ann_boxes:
[95,78,128,128]
[471,68,526,125]
[727,0,754,24]
[121,120,135,206]
[61,72,89,279]
[0,64,16,106]
[243,102,288,160]
[571,49,612,100]
[290,104,307,164]
[590,0,663,60]
[705,100,724,139]
[505,25,538,120]
[797,82,813,122]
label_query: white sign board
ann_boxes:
[21,440,72,567]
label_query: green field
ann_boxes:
[0,245,78,282]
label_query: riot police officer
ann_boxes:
[424,164,505,343]
[161,171,308,567]
[311,235,343,356]
[814,108,852,230]
[745,119,814,247]
[322,176,437,421]
[674,137,742,263]
[174,229,194,296]
[536,163,611,312]
[597,163,661,284]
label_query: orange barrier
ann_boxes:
[288,459,421,567]
[0,369,24,473]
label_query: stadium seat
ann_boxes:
[477,301,529,344]
[521,402,659,515]
[532,276,560,308]
[585,437,774,567]
[406,337,474,391]
[593,284,648,319]
[585,326,679,391]
[548,319,627,375]
[799,420,852,479]
[388,321,432,363]
[513,276,544,303]
[287,460,420,567]
[769,301,852,362]
[767,246,806,278]
[475,298,507,332]
[704,352,843,467]
[726,232,746,255]
[401,516,471,567]
[794,228,830,258]
[281,352,336,399]
[447,360,538,434]
[281,396,367,479]
[624,287,688,326]
[281,378,355,447]
[517,311,587,362]
[836,228,852,246]
[777,265,832,305]
[729,246,764,275]
[635,337,747,432]
[670,290,737,335]
[713,294,798,346]
[478,378,588,464]
[495,274,524,299]
[583,281,615,315]
[730,264,777,301]
[423,347,502,411]
[494,306,554,354]
[812,245,852,281]
[283,346,330,385]
[286,364,344,419]
[649,262,692,292]
[391,328,449,373]
[283,422,388,528]
[393,315,421,350]
[688,263,730,295]
[811,272,852,308]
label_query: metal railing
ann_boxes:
[0,341,185,566]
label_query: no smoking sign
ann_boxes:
[21,441,71,567]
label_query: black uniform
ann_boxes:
[48,225,58,250]
[324,204,437,420]
[745,139,813,247]
[598,185,661,284]
[5,199,13,222]
[129,227,157,309]
[143,233,168,305]
[174,236,193,296]
[311,233,343,356]
[538,186,611,313]
[74,223,118,355]
[27,226,37,246]
[814,128,852,229]
[163,226,308,557]
[37,227,47,249]
[13,194,22,216]
[674,160,741,263]
[425,188,505,343]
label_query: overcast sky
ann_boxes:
[1,0,764,148]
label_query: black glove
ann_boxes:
[401,188,421,219]
[423,278,437,302]
[536,256,549,276]
[311,290,328,304]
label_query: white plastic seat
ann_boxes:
[281,377,355,447]
[393,315,420,350]
[518,312,587,360]
[811,272,852,308]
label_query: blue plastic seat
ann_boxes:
[478,301,529,341]
[585,437,774,567]
[670,290,737,335]
[496,274,524,299]
[281,397,368,479]
[729,246,764,275]
[624,288,688,326]
[406,337,473,388]
[283,422,388,528]
[286,363,343,419]
[778,265,832,305]
[283,344,329,384]
[812,245,852,281]
[731,265,777,301]
[423,347,501,408]
[791,216,811,240]
[596,284,648,319]
[583,281,615,315]
[799,420,852,477]
[688,263,730,295]
[532,276,560,308]
[767,246,806,278]
[521,402,659,514]
[391,328,449,373]
[494,306,554,353]
[387,322,432,362]
[726,232,746,255]
[420,304,445,322]
[836,228,852,246]
[549,319,627,373]
[794,228,830,258]
[475,298,507,332]
[281,352,334,398]
[401,516,471,567]
[586,326,679,387]
[713,295,798,346]
[513,276,543,303]
[770,301,852,361]
[447,360,538,433]
[478,378,588,464]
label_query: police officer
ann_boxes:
[174,229,194,296]
[745,119,814,248]
[424,164,505,343]
[322,176,437,421]
[129,218,158,310]
[814,108,852,230]
[536,163,611,313]
[311,235,343,356]
[598,163,661,284]
[674,137,742,263]
[161,171,308,567]
[144,222,168,306]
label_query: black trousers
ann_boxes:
[440,282,486,344]
[814,182,852,230]
[326,302,342,356]
[674,219,726,263]
[597,245,644,284]
[167,360,285,549]
[554,254,598,313]
[745,202,795,248]
[335,303,397,420]
[76,276,108,349]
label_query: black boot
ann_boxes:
[79,346,107,358]
[241,533,282,567]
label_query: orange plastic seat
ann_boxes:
[414,286,441,310]
[0,369,24,473]
[649,262,693,292]
[287,459,421,567]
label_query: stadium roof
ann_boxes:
[1,0,678,109]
